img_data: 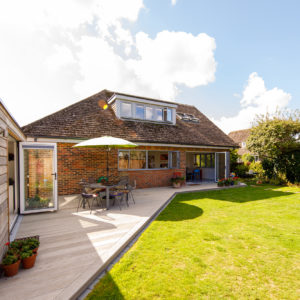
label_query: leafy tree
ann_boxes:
[247,110,300,183]
[247,110,300,159]
[230,149,240,172]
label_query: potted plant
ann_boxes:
[1,253,20,277]
[233,176,239,185]
[217,179,224,187]
[224,178,231,186]
[171,177,185,188]
[20,249,37,269]
[23,238,40,254]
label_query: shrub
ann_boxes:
[236,164,249,177]
[249,161,265,178]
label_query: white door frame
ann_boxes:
[19,142,58,214]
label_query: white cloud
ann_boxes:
[212,72,291,134]
[0,0,216,126]
[0,0,217,126]
[171,0,177,5]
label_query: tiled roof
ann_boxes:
[228,129,251,144]
[22,90,237,148]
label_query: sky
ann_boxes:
[0,0,299,133]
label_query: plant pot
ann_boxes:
[32,247,38,254]
[2,260,20,277]
[22,254,37,269]
[173,182,181,188]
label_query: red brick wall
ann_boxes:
[57,143,228,195]
[57,143,119,195]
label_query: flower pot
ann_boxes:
[22,254,37,269]
[173,182,181,188]
[33,247,38,254]
[2,260,20,277]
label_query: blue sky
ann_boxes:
[0,0,299,132]
[137,0,300,118]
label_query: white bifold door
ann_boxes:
[20,143,58,214]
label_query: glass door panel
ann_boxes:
[215,152,226,181]
[20,143,57,213]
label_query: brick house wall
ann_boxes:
[57,142,229,195]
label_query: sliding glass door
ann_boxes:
[20,143,57,214]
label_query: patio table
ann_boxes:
[88,183,117,210]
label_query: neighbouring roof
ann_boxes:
[228,129,251,156]
[228,129,251,144]
[22,90,237,148]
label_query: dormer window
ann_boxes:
[109,93,177,125]
[136,104,144,119]
[120,102,132,118]
[120,101,175,123]
[146,106,154,120]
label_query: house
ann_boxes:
[21,90,237,207]
[228,129,259,162]
[0,99,26,259]
[1,90,237,257]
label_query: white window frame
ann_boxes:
[120,101,133,118]
[118,150,180,170]
[119,100,174,124]
[19,142,58,214]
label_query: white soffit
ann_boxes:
[108,94,178,108]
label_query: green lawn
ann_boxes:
[87,186,300,300]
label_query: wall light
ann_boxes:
[98,99,108,110]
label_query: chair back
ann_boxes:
[116,176,129,187]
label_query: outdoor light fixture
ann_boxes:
[98,99,108,110]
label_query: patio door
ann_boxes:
[215,152,226,181]
[20,143,58,214]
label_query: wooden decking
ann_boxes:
[0,184,219,300]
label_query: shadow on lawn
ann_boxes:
[157,201,203,221]
[175,186,294,204]
[156,186,294,222]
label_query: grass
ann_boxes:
[87,186,300,300]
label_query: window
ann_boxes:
[163,108,172,122]
[130,151,146,169]
[120,102,132,118]
[156,108,163,121]
[193,153,215,168]
[148,151,168,168]
[118,151,129,169]
[241,142,246,148]
[171,151,180,168]
[135,105,144,119]
[145,106,154,120]
[119,101,174,123]
[118,150,180,170]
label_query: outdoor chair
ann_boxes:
[90,190,105,214]
[193,169,202,181]
[123,179,136,205]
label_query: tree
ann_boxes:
[247,110,300,183]
[247,110,300,159]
